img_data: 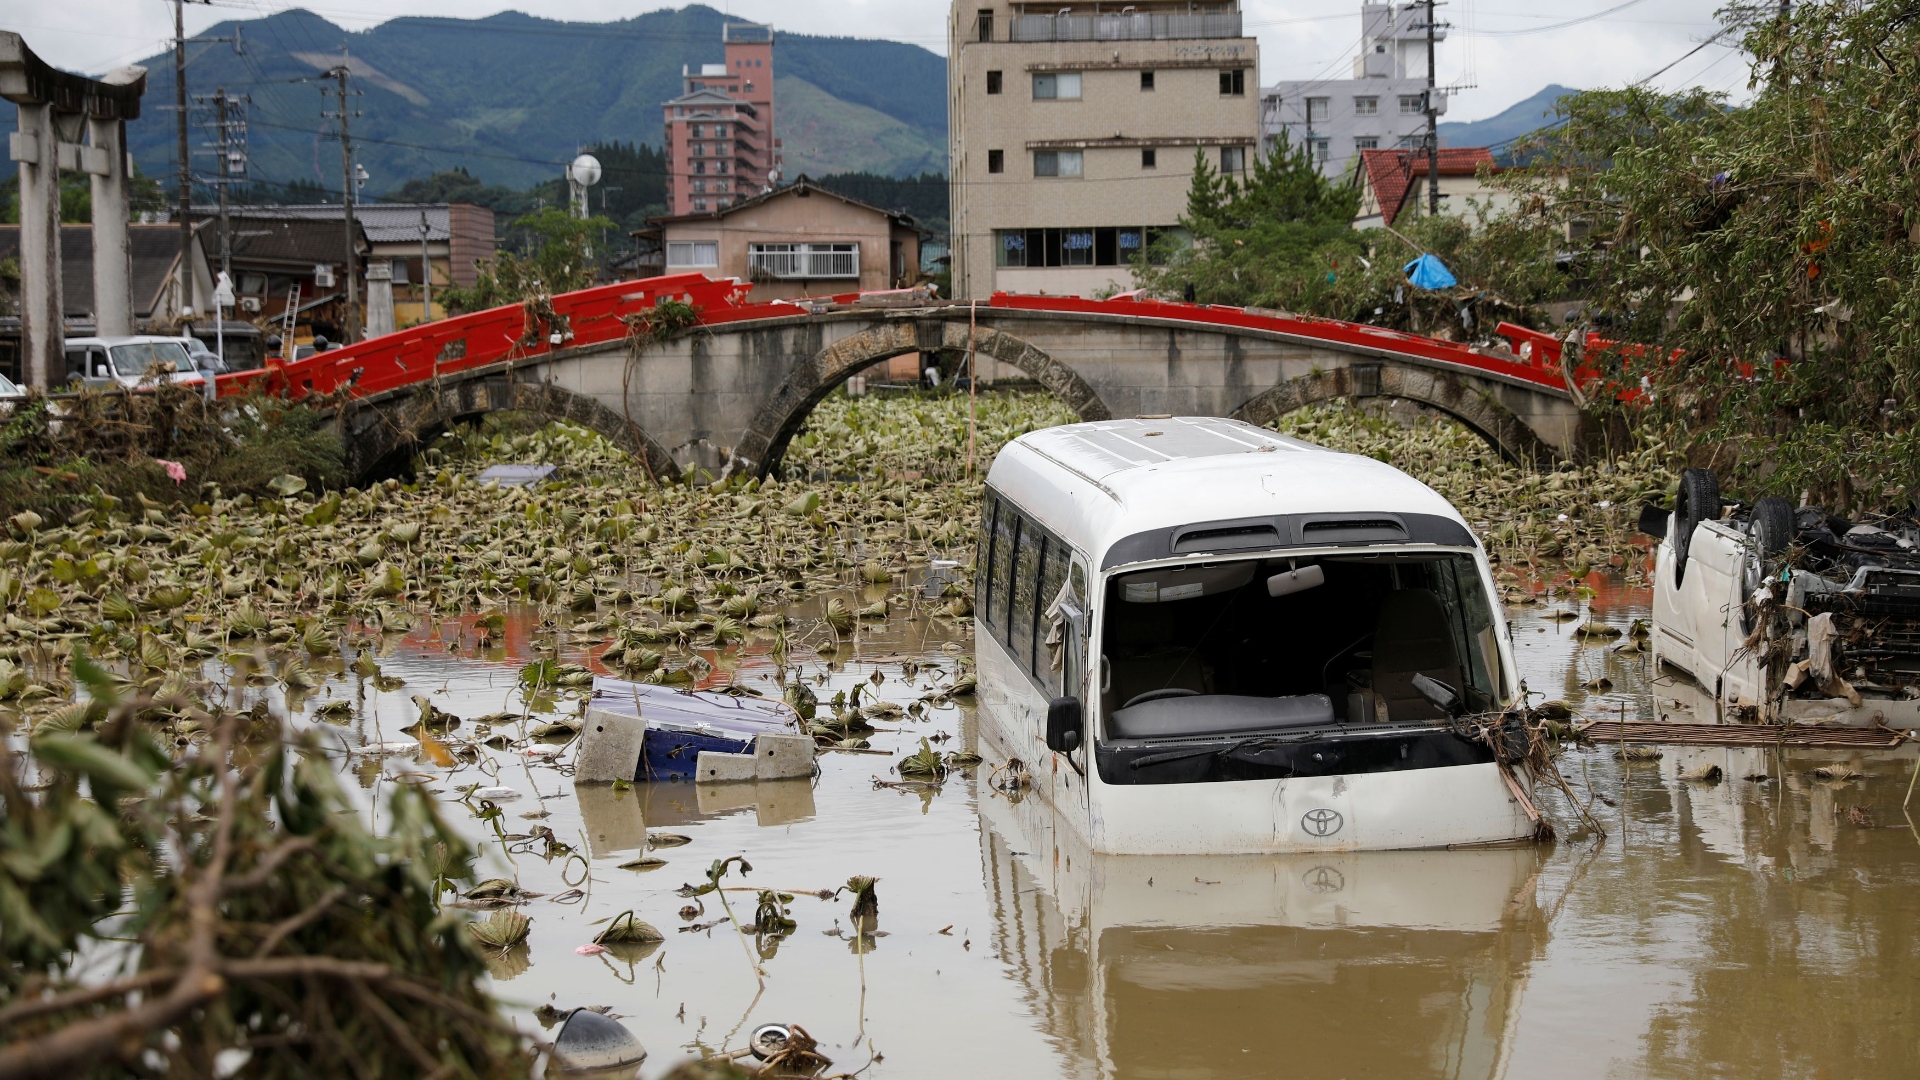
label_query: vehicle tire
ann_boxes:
[1752,496,1795,560]
[1673,468,1720,584]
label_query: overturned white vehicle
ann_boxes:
[1646,468,1920,727]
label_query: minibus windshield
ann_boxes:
[1098,551,1501,771]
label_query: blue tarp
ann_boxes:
[1403,254,1457,290]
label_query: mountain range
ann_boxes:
[1438,85,1578,153]
[116,5,948,198]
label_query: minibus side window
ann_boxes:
[1034,536,1070,687]
[977,494,1000,627]
[988,500,1019,643]
[1010,519,1041,669]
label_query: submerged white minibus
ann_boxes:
[974,416,1536,854]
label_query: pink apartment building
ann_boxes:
[662,23,781,215]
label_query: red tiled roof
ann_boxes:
[1359,147,1496,226]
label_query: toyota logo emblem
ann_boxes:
[1301,808,1343,837]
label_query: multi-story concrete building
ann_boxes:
[1261,3,1446,182]
[947,1,1260,299]
[663,23,780,216]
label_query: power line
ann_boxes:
[1469,0,1657,36]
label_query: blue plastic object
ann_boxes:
[589,678,801,782]
[1403,254,1457,290]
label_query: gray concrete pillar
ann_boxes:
[13,101,62,389]
[364,259,395,338]
[88,116,132,336]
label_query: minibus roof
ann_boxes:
[988,416,1475,570]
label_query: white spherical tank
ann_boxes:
[568,154,603,188]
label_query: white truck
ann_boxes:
[1646,468,1920,727]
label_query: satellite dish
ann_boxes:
[568,153,603,188]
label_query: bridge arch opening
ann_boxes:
[731,320,1111,477]
[343,378,681,485]
[1232,363,1558,466]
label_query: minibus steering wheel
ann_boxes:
[1120,688,1201,710]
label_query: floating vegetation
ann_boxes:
[468,908,532,951]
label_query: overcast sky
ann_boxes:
[12,0,1752,123]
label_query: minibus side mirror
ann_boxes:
[1411,673,1462,717]
[1045,696,1082,753]
[1637,503,1670,540]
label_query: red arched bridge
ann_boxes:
[220,274,1590,480]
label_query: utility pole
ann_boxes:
[174,0,194,324]
[419,210,432,324]
[212,89,234,284]
[1423,0,1443,218]
[323,59,361,343]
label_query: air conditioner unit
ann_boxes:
[239,296,262,313]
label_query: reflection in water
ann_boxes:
[977,785,1550,1079]
[576,778,817,858]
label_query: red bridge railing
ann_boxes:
[216,275,1586,402]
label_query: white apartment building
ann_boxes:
[947,2,1261,299]
[1262,3,1447,182]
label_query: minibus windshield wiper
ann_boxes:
[1127,733,1303,770]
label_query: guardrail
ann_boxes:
[1008,12,1243,42]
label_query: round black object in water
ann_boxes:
[552,1008,647,1073]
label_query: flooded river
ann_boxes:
[300,571,1920,1079]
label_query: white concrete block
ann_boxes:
[694,750,758,783]
[752,733,817,780]
[576,707,644,784]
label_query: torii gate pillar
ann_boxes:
[0,33,146,388]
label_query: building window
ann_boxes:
[977,8,994,42]
[1306,97,1329,123]
[1032,72,1081,100]
[691,124,703,138]
[1354,96,1379,116]
[1140,71,1155,91]
[996,226,1164,268]
[692,200,708,212]
[667,240,719,268]
[1062,229,1094,266]
[987,70,1002,94]
[1220,69,1245,96]
[749,242,859,279]
[715,124,728,137]
[1397,134,1424,149]
[1033,150,1083,177]
[1220,146,1246,174]
[695,161,706,174]
[1141,148,1157,169]
[692,179,706,193]
[1309,140,1329,162]
[1354,136,1379,151]
[1400,94,1425,114]
[988,149,1005,173]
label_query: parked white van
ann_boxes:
[61,337,207,392]
[975,416,1537,854]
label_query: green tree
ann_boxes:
[440,207,615,313]
[1135,138,1362,312]
[1496,0,1920,505]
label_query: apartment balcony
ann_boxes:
[1006,11,1242,42]
[748,243,859,281]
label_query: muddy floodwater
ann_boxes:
[296,573,1920,1079]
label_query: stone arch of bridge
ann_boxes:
[1231,361,1559,466]
[730,319,1112,476]
[345,375,681,483]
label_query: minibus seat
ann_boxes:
[1370,588,1462,721]
[1111,647,1214,707]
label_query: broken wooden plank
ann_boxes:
[1578,720,1908,749]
